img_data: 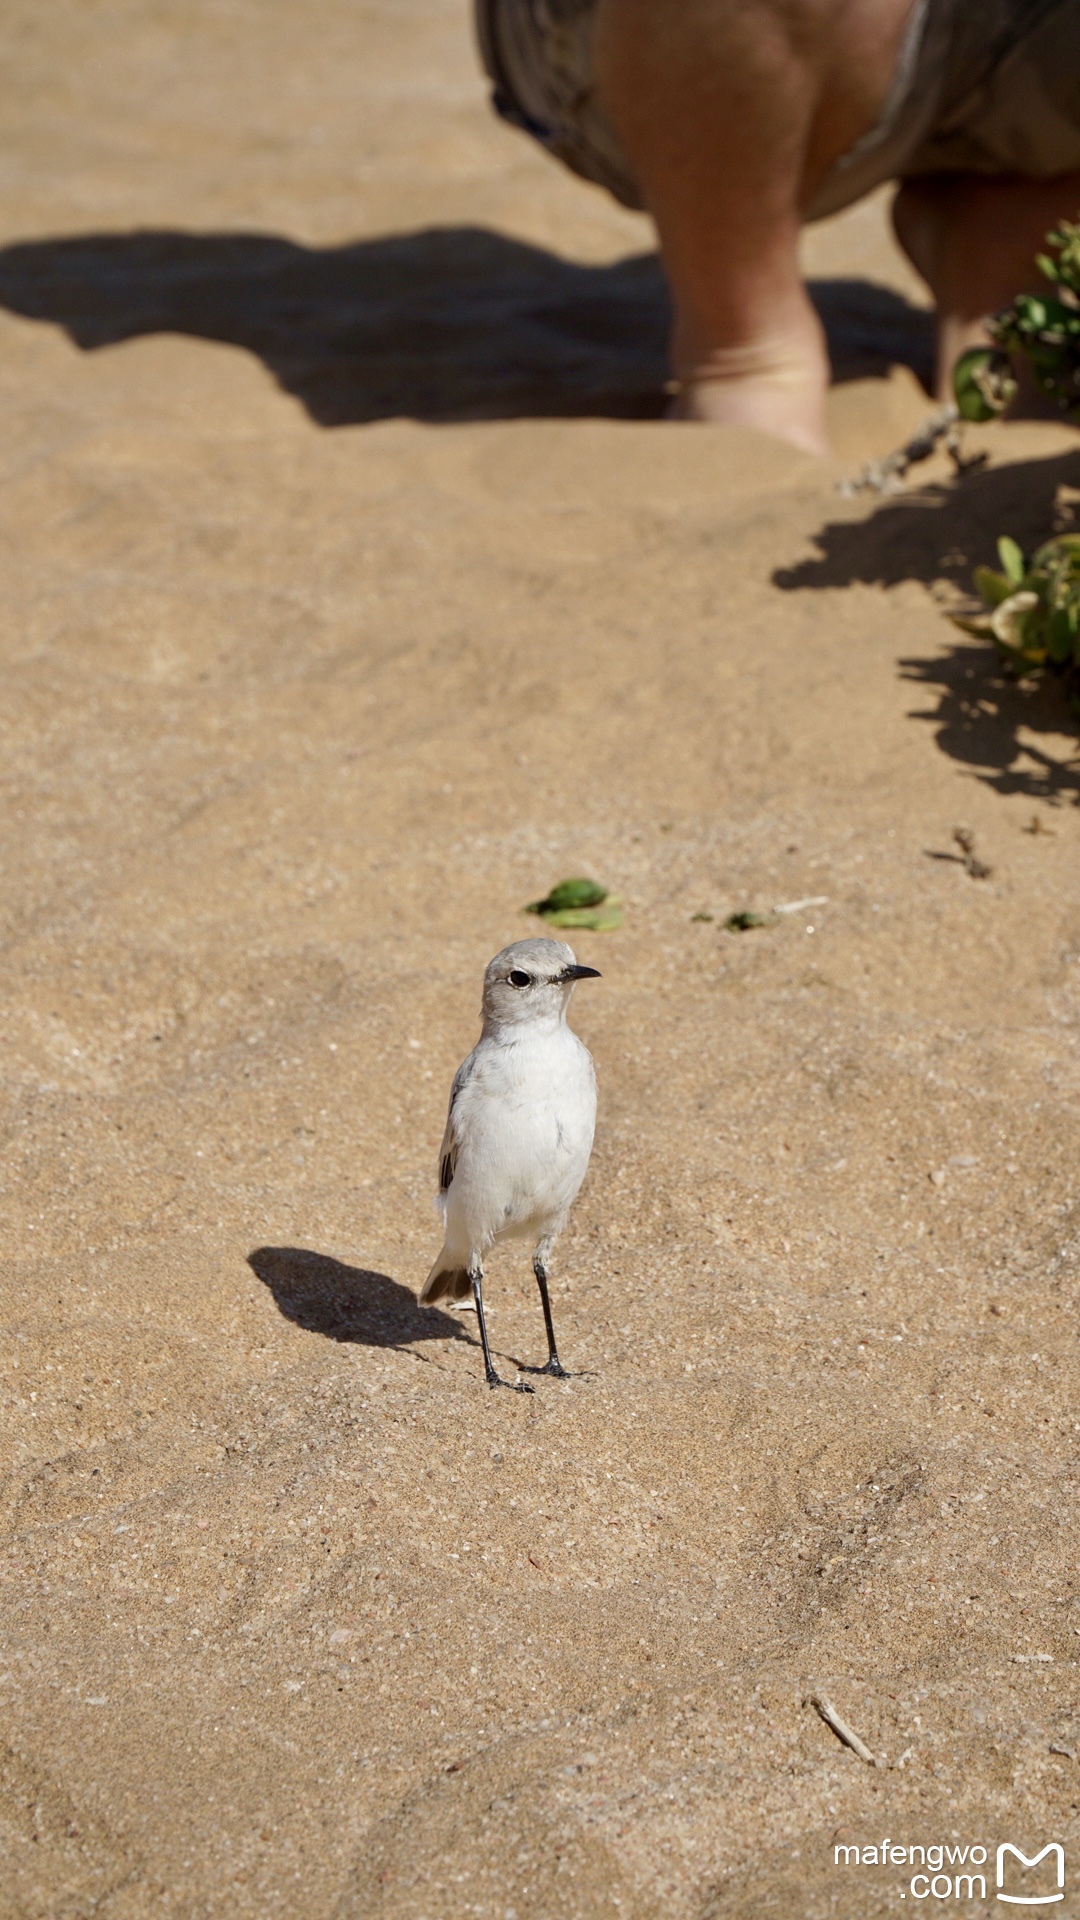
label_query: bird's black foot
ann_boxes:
[518,1354,570,1379]
[486,1370,534,1394]
[531,1261,569,1381]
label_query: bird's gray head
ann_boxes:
[481,938,600,1030]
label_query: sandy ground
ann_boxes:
[3,4,1080,1917]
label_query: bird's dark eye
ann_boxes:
[507,969,531,988]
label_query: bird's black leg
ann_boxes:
[471,1267,533,1394]
[532,1254,568,1378]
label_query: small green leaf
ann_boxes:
[972,565,1014,607]
[526,876,608,915]
[997,536,1025,584]
[953,347,1015,421]
[1013,294,1049,331]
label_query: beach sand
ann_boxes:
[3,4,1080,1916]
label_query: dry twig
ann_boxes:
[953,826,992,879]
[806,1690,877,1766]
[837,403,984,497]
[773,895,828,915]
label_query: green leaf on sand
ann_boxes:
[527,877,607,914]
[526,876,623,931]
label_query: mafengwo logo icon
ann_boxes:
[996,1842,1066,1905]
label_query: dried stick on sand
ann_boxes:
[806,1690,877,1765]
[837,402,970,496]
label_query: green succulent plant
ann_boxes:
[951,533,1080,710]
[952,217,1080,423]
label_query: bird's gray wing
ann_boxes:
[437,1052,477,1195]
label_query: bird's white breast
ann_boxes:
[446,1023,596,1251]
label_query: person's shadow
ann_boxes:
[247,1245,469,1351]
[0,223,932,425]
[773,445,1080,803]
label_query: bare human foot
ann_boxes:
[592,0,917,455]
[893,169,1080,403]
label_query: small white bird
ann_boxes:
[420,937,600,1392]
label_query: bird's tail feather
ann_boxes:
[420,1252,473,1306]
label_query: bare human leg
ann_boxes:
[893,170,1080,402]
[592,0,917,452]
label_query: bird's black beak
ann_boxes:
[563,964,601,981]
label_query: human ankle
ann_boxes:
[668,327,830,452]
[670,373,828,453]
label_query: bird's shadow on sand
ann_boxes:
[773,445,1080,804]
[248,1245,470,1351]
[0,223,932,424]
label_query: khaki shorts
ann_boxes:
[476,0,1080,221]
